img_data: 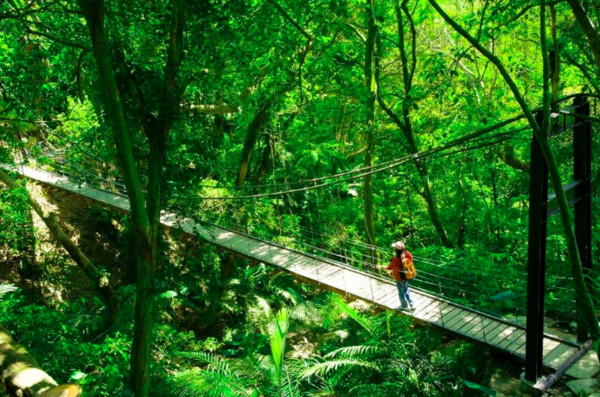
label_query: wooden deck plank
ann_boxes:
[379,290,400,309]
[430,305,463,326]
[369,282,394,303]
[500,329,527,352]
[443,307,474,329]
[417,300,445,322]
[466,317,496,341]
[445,312,480,334]
[378,288,401,308]
[543,343,577,369]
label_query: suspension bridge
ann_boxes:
[13,164,585,371]
[6,94,598,392]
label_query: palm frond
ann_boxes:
[270,307,290,388]
[327,295,377,336]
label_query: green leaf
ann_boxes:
[462,379,497,396]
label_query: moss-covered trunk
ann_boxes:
[363,0,377,251]
[77,1,187,394]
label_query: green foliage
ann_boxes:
[0,289,126,394]
[0,286,203,397]
[1,0,599,395]
[0,185,32,262]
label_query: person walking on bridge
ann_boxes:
[383,241,415,311]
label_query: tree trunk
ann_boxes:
[77,1,154,395]
[77,1,187,394]
[236,101,271,187]
[0,169,119,325]
[255,133,272,185]
[549,5,560,101]
[363,0,377,251]
[566,0,600,70]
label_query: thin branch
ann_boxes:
[25,27,90,50]
[266,0,312,40]
[340,20,366,43]
[489,0,562,30]
[476,0,489,41]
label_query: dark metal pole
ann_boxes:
[573,96,593,342]
[525,112,548,383]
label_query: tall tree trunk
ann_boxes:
[255,133,272,184]
[0,170,119,325]
[76,1,186,395]
[549,5,560,102]
[363,0,377,250]
[76,2,154,394]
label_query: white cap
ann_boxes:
[391,241,405,250]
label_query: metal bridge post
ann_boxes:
[524,112,548,383]
[573,96,592,342]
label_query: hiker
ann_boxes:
[382,241,415,311]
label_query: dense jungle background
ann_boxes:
[1,0,600,396]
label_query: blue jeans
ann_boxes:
[396,280,414,308]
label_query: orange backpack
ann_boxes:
[403,255,417,280]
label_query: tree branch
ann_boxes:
[266,0,312,40]
[25,27,90,50]
[566,0,600,70]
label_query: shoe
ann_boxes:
[396,305,408,311]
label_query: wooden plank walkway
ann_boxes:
[16,165,583,371]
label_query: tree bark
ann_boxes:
[236,101,271,187]
[76,1,187,394]
[566,0,600,71]
[0,170,118,325]
[363,0,377,250]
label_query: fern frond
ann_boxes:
[300,359,381,379]
[173,369,253,397]
[0,284,17,300]
[330,295,376,336]
[254,295,273,318]
[323,345,380,359]
[176,351,239,377]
